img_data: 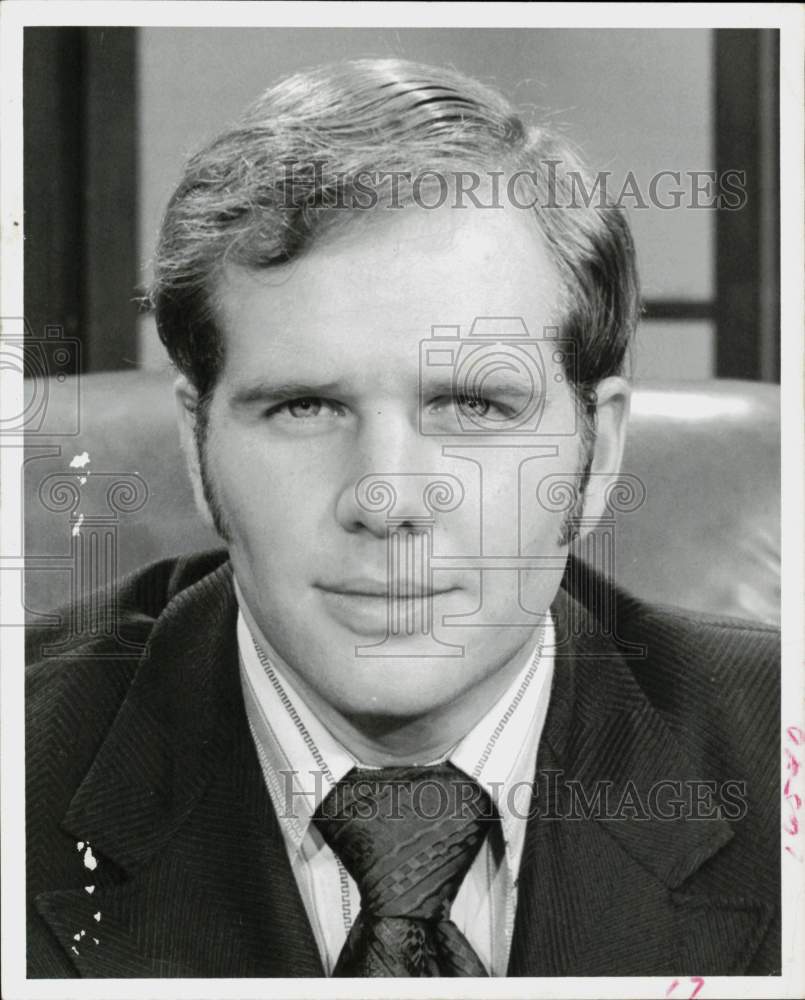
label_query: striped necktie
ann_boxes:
[312,762,495,976]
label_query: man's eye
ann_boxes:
[432,395,504,418]
[265,397,340,420]
[429,395,496,416]
[457,395,492,417]
[423,394,521,434]
[286,397,322,418]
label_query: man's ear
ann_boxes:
[174,374,218,532]
[576,376,631,536]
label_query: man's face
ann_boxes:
[182,205,613,734]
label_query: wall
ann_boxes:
[137,27,714,380]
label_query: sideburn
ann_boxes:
[193,393,234,543]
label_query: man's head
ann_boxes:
[151,59,639,756]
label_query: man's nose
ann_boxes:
[334,414,450,536]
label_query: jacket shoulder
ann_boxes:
[622,597,780,720]
[565,555,779,707]
[26,548,231,783]
[26,548,229,667]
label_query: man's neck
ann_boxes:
[294,640,540,766]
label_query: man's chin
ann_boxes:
[311,652,503,721]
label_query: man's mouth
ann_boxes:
[314,580,461,636]
[316,578,459,600]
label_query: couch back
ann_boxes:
[22,370,780,625]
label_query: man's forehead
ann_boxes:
[213,202,565,344]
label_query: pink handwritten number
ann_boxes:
[666,978,705,999]
[784,727,804,863]
[690,977,705,1000]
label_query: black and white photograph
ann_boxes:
[1,3,802,997]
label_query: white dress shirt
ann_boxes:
[236,590,554,976]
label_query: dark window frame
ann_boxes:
[23,26,139,374]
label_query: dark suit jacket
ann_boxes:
[26,550,781,977]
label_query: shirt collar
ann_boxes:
[237,608,356,852]
[448,618,554,876]
[236,579,554,874]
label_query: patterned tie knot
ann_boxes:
[313,763,495,922]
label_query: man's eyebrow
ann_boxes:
[229,380,343,405]
[421,375,540,398]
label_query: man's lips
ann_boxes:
[315,580,461,637]
[315,578,460,599]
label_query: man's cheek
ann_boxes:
[229,482,327,555]
[473,455,568,557]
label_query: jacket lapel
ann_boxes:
[35,560,324,977]
[508,586,772,976]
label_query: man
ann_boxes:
[26,59,780,978]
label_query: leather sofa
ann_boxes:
[22,370,780,626]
